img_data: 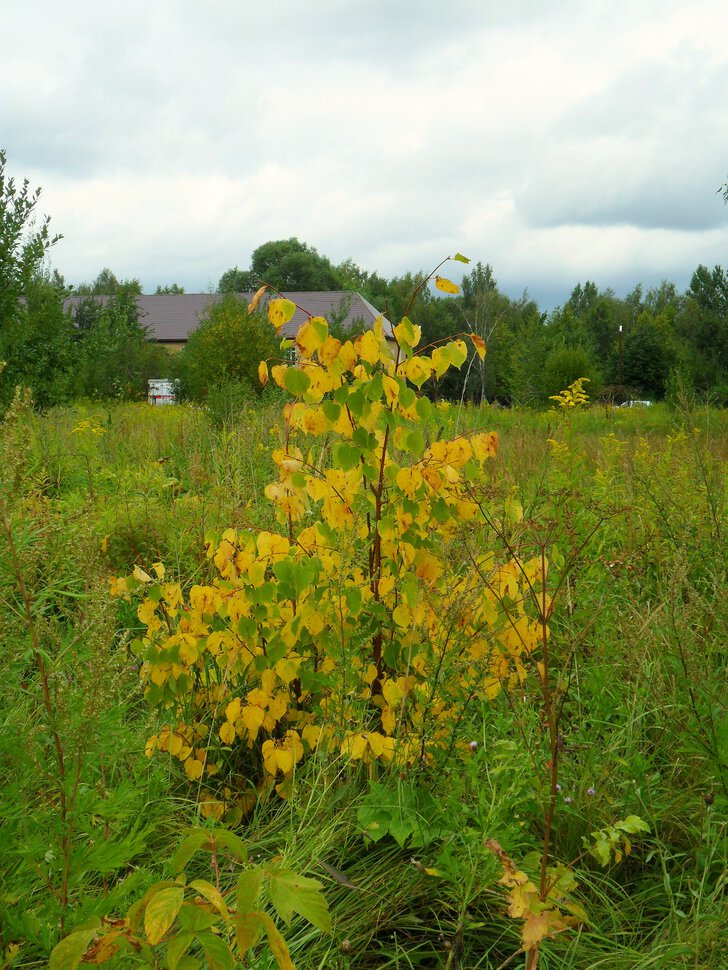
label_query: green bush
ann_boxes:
[173,295,278,402]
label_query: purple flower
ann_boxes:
[469,741,478,750]
[563,796,572,804]
[586,787,596,796]
[555,784,562,792]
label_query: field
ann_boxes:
[1,390,726,970]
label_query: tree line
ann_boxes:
[2,149,727,411]
[210,237,728,407]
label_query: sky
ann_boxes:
[3,0,728,310]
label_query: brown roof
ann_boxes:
[63,292,393,344]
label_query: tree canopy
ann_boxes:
[219,238,344,292]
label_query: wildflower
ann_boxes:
[586,786,595,796]
[555,783,562,792]
[469,741,478,750]
[563,796,572,804]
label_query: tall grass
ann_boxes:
[1,398,726,968]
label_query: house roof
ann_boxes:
[63,292,393,343]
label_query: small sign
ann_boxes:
[148,379,176,405]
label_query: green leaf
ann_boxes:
[178,903,219,933]
[214,829,251,860]
[405,428,426,458]
[347,387,366,418]
[590,837,612,867]
[266,868,331,933]
[447,339,467,368]
[237,870,264,914]
[389,809,414,848]
[49,922,100,970]
[618,815,650,835]
[415,396,433,423]
[171,830,212,875]
[283,368,311,396]
[432,497,451,523]
[322,400,341,423]
[145,885,185,945]
[331,442,361,471]
[196,931,234,970]
[167,931,195,970]
[399,386,416,410]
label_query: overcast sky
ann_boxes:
[4,0,727,309]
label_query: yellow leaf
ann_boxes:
[219,721,236,745]
[382,375,400,406]
[257,911,295,970]
[471,431,498,462]
[248,284,268,314]
[393,317,421,349]
[469,333,486,360]
[144,886,184,945]
[302,724,322,749]
[296,317,328,358]
[319,334,342,365]
[241,705,266,738]
[189,878,230,920]
[395,466,423,499]
[363,663,378,685]
[521,911,550,950]
[268,298,296,329]
[226,698,242,723]
[133,565,152,584]
[392,603,412,628]
[275,658,300,685]
[276,748,294,774]
[184,757,205,780]
[168,734,184,757]
[382,679,404,706]
[354,330,381,365]
[507,882,535,919]
[381,705,396,735]
[367,732,387,758]
[262,740,279,775]
[258,360,269,386]
[343,734,367,761]
[137,599,157,625]
[435,275,460,295]
[402,355,432,388]
[431,346,451,378]
[339,340,358,372]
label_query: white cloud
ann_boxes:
[3,0,727,306]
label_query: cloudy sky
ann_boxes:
[4,0,727,309]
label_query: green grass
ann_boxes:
[1,397,726,968]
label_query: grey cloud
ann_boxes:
[519,49,728,232]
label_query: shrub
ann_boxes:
[174,296,278,402]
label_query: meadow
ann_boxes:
[1,386,726,969]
